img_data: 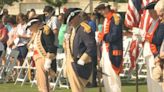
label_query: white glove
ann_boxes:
[77,59,85,66]
[95,31,99,43]
[44,58,52,71]
[64,33,70,40]
[132,27,145,42]
[132,27,141,35]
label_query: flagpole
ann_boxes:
[89,0,93,14]
[135,40,143,92]
[135,39,139,92]
[136,54,139,92]
[136,40,139,92]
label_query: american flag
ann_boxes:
[124,0,158,69]
[124,0,142,29]
[139,0,158,32]
[125,0,158,31]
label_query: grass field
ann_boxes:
[0,83,147,92]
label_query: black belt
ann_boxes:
[73,57,79,62]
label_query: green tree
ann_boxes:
[100,0,109,2]
[45,0,67,14]
[0,0,22,9]
[100,0,128,3]
[100,0,128,11]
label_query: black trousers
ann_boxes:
[51,59,57,73]
[92,57,97,86]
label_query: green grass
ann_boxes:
[0,83,147,92]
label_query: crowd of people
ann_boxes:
[0,0,164,92]
[0,4,98,92]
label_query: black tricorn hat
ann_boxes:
[25,18,40,30]
[64,8,82,24]
[143,1,158,10]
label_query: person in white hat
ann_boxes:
[27,18,56,92]
[152,0,164,91]
[95,2,123,92]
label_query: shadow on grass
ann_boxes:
[121,79,147,86]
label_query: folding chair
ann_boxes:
[31,53,70,90]
[136,46,147,79]
[120,37,132,79]
[14,50,36,86]
[30,74,37,87]
[0,50,4,80]
[130,46,147,80]
[50,53,69,90]
[0,49,19,82]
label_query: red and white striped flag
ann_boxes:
[124,0,142,28]
[124,0,158,70]
[129,40,139,70]
[139,0,158,32]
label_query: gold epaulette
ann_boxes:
[161,19,164,24]
[80,22,91,33]
[80,53,91,64]
[113,13,120,25]
[43,25,51,35]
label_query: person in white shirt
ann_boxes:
[7,17,18,50]
[15,13,31,66]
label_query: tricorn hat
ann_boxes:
[95,2,111,10]
[25,18,40,30]
[64,8,82,24]
[143,1,158,10]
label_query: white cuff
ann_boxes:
[64,33,70,40]
[44,58,52,71]
[77,59,85,66]
[95,31,99,43]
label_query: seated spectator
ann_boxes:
[28,9,37,20]
[2,15,12,32]
[14,13,31,66]
[7,16,18,50]
[58,13,67,49]
[0,9,9,19]
[2,9,8,16]
[0,23,8,66]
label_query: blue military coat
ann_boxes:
[103,14,123,74]
[152,23,164,56]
